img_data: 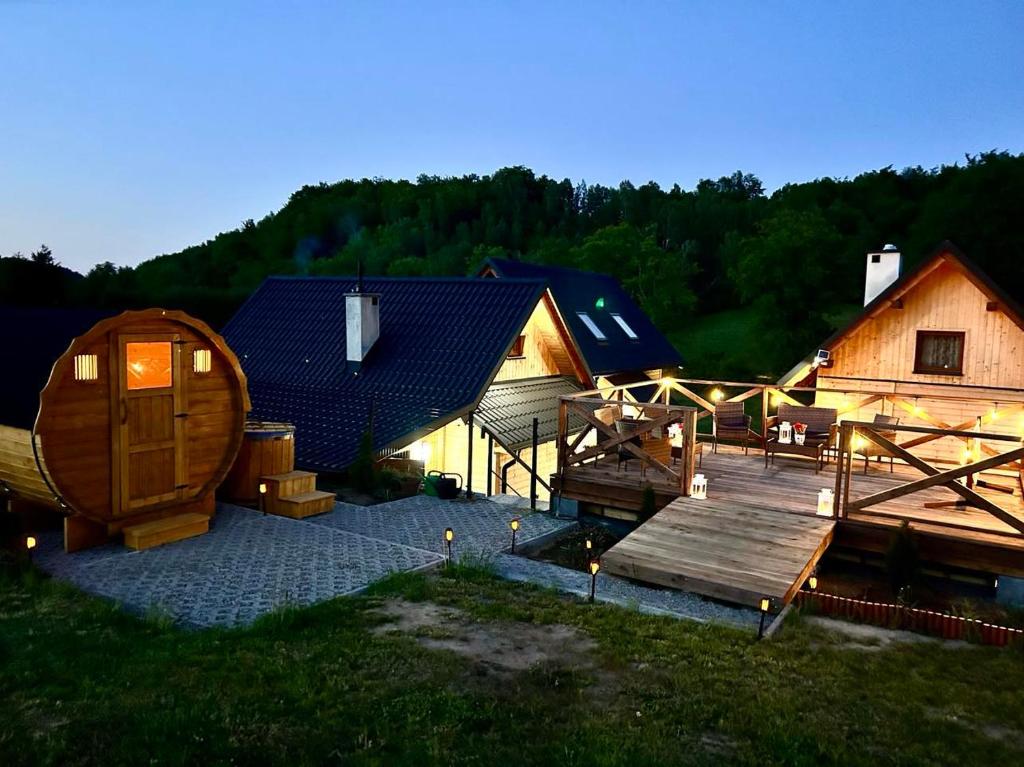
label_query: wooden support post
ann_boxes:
[530,417,539,511]
[761,386,769,447]
[486,430,493,497]
[680,409,697,496]
[833,424,848,519]
[842,426,854,518]
[466,412,474,500]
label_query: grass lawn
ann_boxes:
[1,563,1023,766]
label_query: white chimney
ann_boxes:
[863,244,901,306]
[345,289,380,372]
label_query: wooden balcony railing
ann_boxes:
[557,384,698,496]
[833,420,1024,536]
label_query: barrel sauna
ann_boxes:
[222,422,296,503]
[0,307,250,551]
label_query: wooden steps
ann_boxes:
[123,513,210,551]
[261,470,335,518]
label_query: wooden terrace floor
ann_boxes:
[568,445,1024,605]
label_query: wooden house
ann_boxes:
[222,276,591,500]
[780,242,1024,466]
[0,307,250,551]
[480,258,683,390]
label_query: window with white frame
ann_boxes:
[610,313,638,339]
[577,312,606,340]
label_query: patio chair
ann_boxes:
[713,401,756,454]
[856,413,900,473]
[615,418,644,475]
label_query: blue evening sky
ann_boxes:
[2,1,1022,272]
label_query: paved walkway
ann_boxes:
[33,497,568,628]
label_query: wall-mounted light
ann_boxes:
[710,388,725,403]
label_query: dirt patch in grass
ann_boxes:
[807,616,972,650]
[370,598,597,674]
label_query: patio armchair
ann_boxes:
[854,413,900,473]
[713,401,756,454]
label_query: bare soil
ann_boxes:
[370,599,598,674]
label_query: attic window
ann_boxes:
[577,312,607,341]
[914,331,965,376]
[74,354,98,382]
[508,335,526,359]
[611,313,638,340]
[871,254,881,264]
[193,348,212,374]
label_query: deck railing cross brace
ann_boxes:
[847,426,1024,535]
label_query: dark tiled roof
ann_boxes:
[0,305,114,430]
[221,276,548,471]
[475,375,585,450]
[483,258,682,376]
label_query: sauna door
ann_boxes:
[114,334,186,514]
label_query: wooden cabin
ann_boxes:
[0,307,250,551]
[780,242,1024,466]
[223,275,593,500]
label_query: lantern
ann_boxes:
[816,488,834,516]
[778,421,793,444]
[690,473,708,500]
[588,559,601,602]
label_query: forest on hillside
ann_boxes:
[4,151,1023,379]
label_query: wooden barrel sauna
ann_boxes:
[222,421,296,503]
[0,307,250,551]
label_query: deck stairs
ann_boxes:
[261,470,335,519]
[123,513,210,551]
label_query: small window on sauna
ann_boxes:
[193,348,212,374]
[611,313,638,340]
[577,312,607,341]
[508,335,526,359]
[914,330,965,376]
[126,341,173,390]
[74,354,98,382]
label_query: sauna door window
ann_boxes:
[125,341,173,390]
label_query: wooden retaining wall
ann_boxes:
[795,590,1024,647]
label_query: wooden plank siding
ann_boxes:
[815,262,1024,465]
[413,297,588,498]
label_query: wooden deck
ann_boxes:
[566,445,1024,603]
[602,496,834,607]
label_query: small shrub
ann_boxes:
[349,427,377,494]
